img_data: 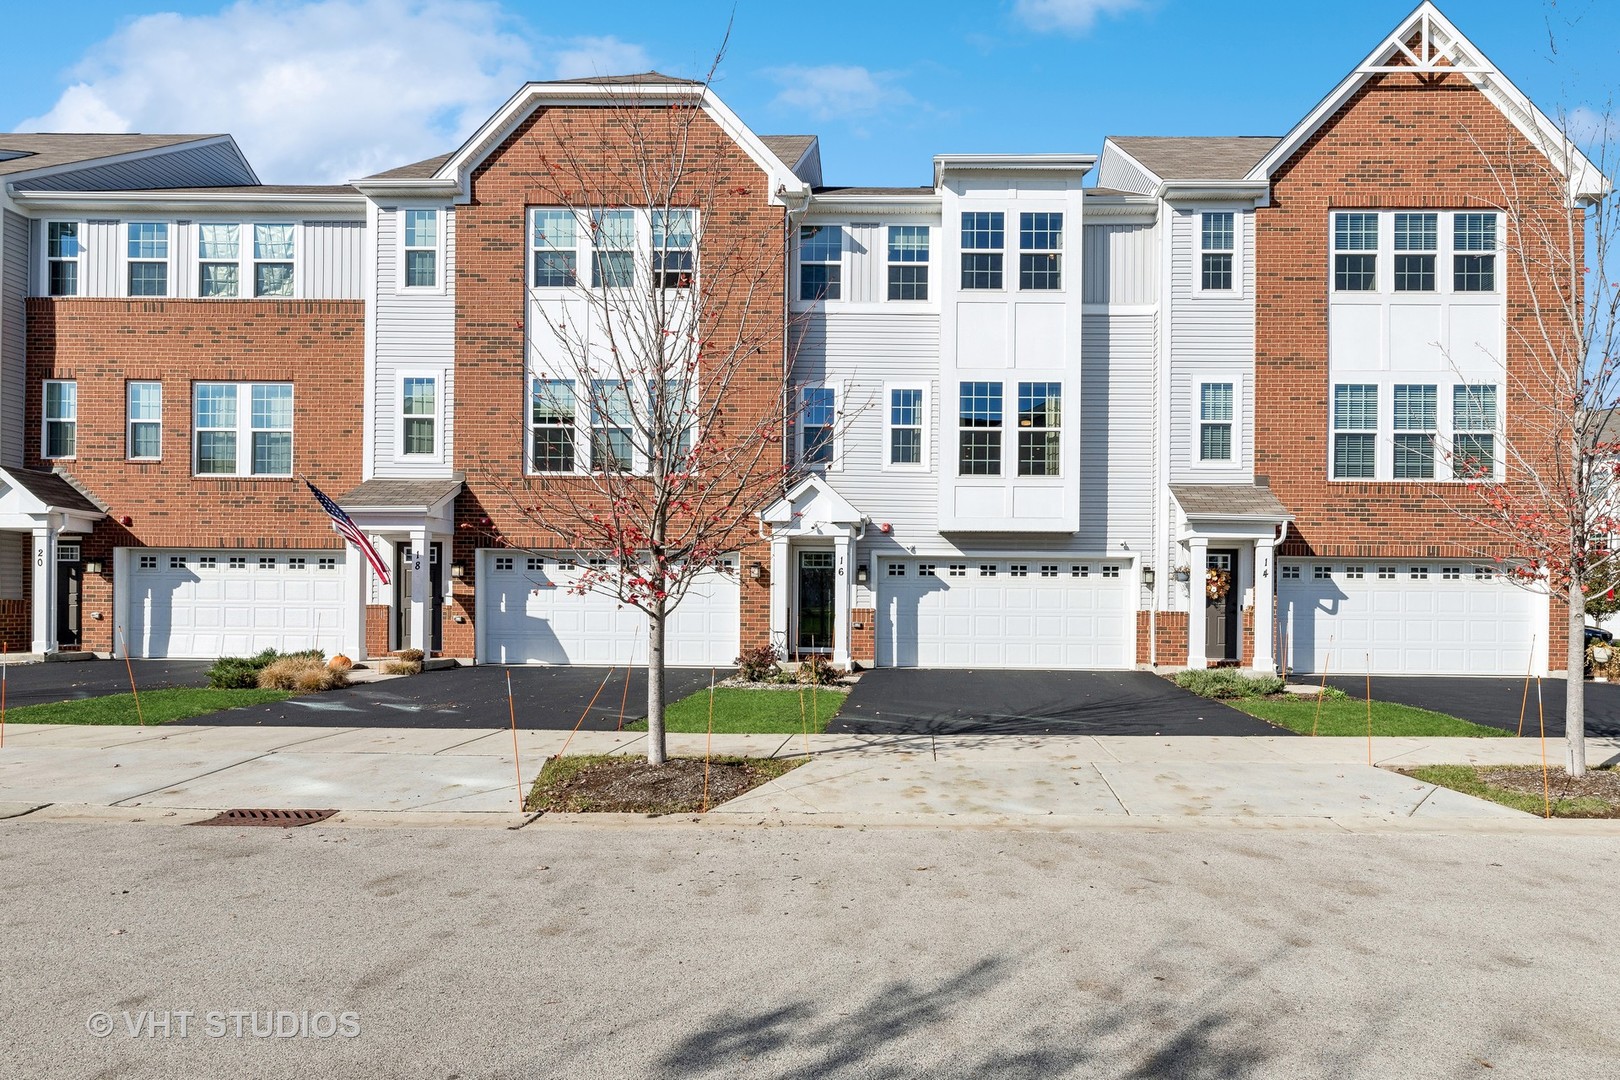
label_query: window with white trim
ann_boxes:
[589,380,632,470]
[958,381,1002,475]
[1453,213,1497,292]
[1452,384,1498,479]
[1393,213,1437,292]
[400,375,437,456]
[43,380,76,459]
[198,224,241,297]
[402,210,438,288]
[1393,384,1437,479]
[887,226,928,300]
[1018,212,1061,290]
[1333,213,1377,292]
[887,386,925,467]
[1199,382,1233,462]
[127,222,168,296]
[591,210,635,288]
[799,225,842,300]
[650,377,693,466]
[1333,384,1377,479]
[799,386,835,467]
[652,209,695,290]
[1200,212,1235,291]
[252,224,295,297]
[961,212,1003,290]
[47,222,79,296]
[1016,381,1061,476]
[127,381,162,460]
[1332,210,1499,295]
[531,379,576,472]
[193,382,293,476]
[530,209,578,287]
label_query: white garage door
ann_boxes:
[1278,560,1544,676]
[876,559,1132,669]
[480,552,739,666]
[126,550,347,659]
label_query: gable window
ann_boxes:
[590,380,633,470]
[1332,384,1377,479]
[402,210,438,288]
[1393,384,1437,479]
[127,222,169,296]
[961,212,1004,290]
[400,375,437,456]
[1452,384,1497,478]
[1200,212,1235,291]
[127,381,162,460]
[1392,213,1437,292]
[798,225,842,300]
[1454,213,1497,292]
[43,380,76,459]
[887,226,929,300]
[1333,213,1377,292]
[531,210,578,287]
[887,386,925,466]
[1016,382,1061,475]
[799,386,835,467]
[1199,382,1234,461]
[198,224,241,297]
[531,379,576,472]
[589,211,636,289]
[193,382,293,476]
[1018,212,1062,290]
[652,209,696,290]
[47,222,79,297]
[253,224,295,297]
[958,381,1003,476]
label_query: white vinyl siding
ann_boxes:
[2,210,27,464]
[373,205,455,477]
[1081,222,1157,305]
[1168,206,1255,484]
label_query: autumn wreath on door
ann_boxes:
[1205,567,1232,602]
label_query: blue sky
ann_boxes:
[6,1,1617,184]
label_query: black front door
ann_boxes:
[56,551,82,649]
[796,550,835,654]
[397,542,444,653]
[1205,549,1239,663]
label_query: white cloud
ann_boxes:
[1013,0,1149,35]
[1567,105,1619,151]
[13,1,656,183]
[763,65,913,122]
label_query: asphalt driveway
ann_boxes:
[831,669,1285,736]
[1324,675,1620,738]
[173,664,717,730]
[0,659,212,709]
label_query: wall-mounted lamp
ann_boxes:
[1141,566,1156,588]
[84,559,104,575]
[748,561,763,580]
[450,564,465,578]
[855,564,869,586]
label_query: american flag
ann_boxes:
[305,479,390,585]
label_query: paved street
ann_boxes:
[2,818,1617,1078]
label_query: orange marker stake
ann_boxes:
[507,670,524,814]
[1517,636,1535,737]
[1536,676,1550,819]
[1312,645,1333,737]
[119,628,145,728]
[702,668,715,812]
[557,666,614,761]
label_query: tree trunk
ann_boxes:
[646,601,667,766]
[1567,577,1587,777]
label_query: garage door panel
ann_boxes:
[127,550,348,659]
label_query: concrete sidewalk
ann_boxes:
[1,723,1617,831]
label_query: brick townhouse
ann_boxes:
[0,2,1602,676]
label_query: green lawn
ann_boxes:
[625,686,848,734]
[1232,695,1509,738]
[2,687,292,726]
[1404,764,1619,817]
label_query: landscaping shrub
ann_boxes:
[257,655,348,692]
[734,644,782,683]
[795,654,841,686]
[381,648,425,676]
[209,648,329,690]
[1173,669,1284,699]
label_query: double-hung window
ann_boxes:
[1393,384,1437,478]
[402,210,438,288]
[958,381,1003,475]
[1452,384,1497,478]
[1332,384,1377,479]
[531,379,576,472]
[887,387,924,466]
[1199,382,1234,461]
[1393,213,1437,292]
[1333,213,1377,292]
[400,375,437,456]
[799,387,835,467]
[198,224,241,297]
[1018,213,1062,290]
[127,223,169,296]
[652,210,695,290]
[1453,213,1497,292]
[798,225,842,300]
[591,211,636,288]
[127,381,162,460]
[253,224,295,297]
[1016,382,1061,475]
[887,226,928,300]
[961,212,1004,290]
[531,210,579,287]
[43,380,76,459]
[1200,212,1235,291]
[193,382,293,476]
[650,378,693,464]
[47,223,79,296]
[590,380,633,470]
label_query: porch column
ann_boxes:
[832,533,854,669]
[1253,536,1277,675]
[343,543,367,661]
[407,527,429,654]
[30,524,56,655]
[769,535,790,656]
[1186,536,1208,670]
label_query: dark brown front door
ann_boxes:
[1206,549,1239,663]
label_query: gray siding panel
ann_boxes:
[304,220,364,299]
[1079,312,1156,553]
[83,220,121,296]
[373,207,455,476]
[1096,149,1156,195]
[13,142,255,191]
[1082,222,1157,305]
[1,210,27,465]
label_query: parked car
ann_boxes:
[1586,626,1614,647]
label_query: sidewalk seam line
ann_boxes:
[109,749,281,807]
[1091,762,1132,816]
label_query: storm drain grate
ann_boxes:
[190,808,339,828]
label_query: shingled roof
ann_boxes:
[363,152,453,181]
[0,133,225,178]
[1108,136,1280,181]
[1170,483,1292,521]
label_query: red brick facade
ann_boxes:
[1139,610,1189,667]
[850,606,876,667]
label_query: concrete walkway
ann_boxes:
[1,722,1617,831]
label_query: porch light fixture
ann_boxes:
[450,564,465,578]
[1141,566,1156,588]
[748,561,763,580]
[855,564,869,586]
[83,559,104,575]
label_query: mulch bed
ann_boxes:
[1483,766,1620,816]
[527,755,804,815]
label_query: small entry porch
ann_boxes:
[758,476,869,669]
[336,476,463,657]
[0,467,105,655]
[1170,483,1293,674]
